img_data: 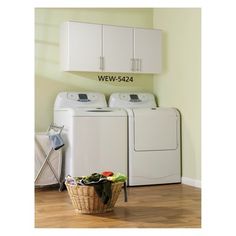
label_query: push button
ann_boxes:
[67,93,78,100]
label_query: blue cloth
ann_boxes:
[49,134,64,150]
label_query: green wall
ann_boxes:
[35,8,201,182]
[153,9,201,181]
[35,8,154,131]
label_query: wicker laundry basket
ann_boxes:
[65,182,123,214]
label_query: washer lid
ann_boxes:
[133,108,178,151]
[70,108,127,117]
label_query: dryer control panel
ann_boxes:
[54,92,107,109]
[109,92,157,108]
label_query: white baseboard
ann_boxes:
[181,177,201,188]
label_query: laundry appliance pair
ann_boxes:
[54,92,181,186]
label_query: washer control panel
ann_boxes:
[54,92,107,109]
[67,92,100,102]
[109,92,157,108]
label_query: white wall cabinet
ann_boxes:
[60,21,162,74]
[60,22,102,72]
[103,25,133,73]
[134,28,162,73]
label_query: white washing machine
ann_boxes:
[54,92,127,178]
[109,92,181,186]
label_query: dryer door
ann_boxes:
[133,108,178,151]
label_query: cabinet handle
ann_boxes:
[99,56,104,70]
[99,56,102,70]
[130,58,135,71]
[135,58,139,72]
[102,57,104,70]
[139,58,142,72]
[136,58,142,72]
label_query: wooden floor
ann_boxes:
[35,183,201,228]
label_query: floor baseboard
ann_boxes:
[182,177,201,188]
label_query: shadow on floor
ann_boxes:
[81,205,199,226]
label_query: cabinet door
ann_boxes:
[61,22,102,71]
[134,28,162,73]
[103,25,133,73]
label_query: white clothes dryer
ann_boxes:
[54,92,127,178]
[109,92,181,186]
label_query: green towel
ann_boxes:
[81,173,112,204]
[93,181,112,204]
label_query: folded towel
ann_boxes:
[49,134,64,150]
